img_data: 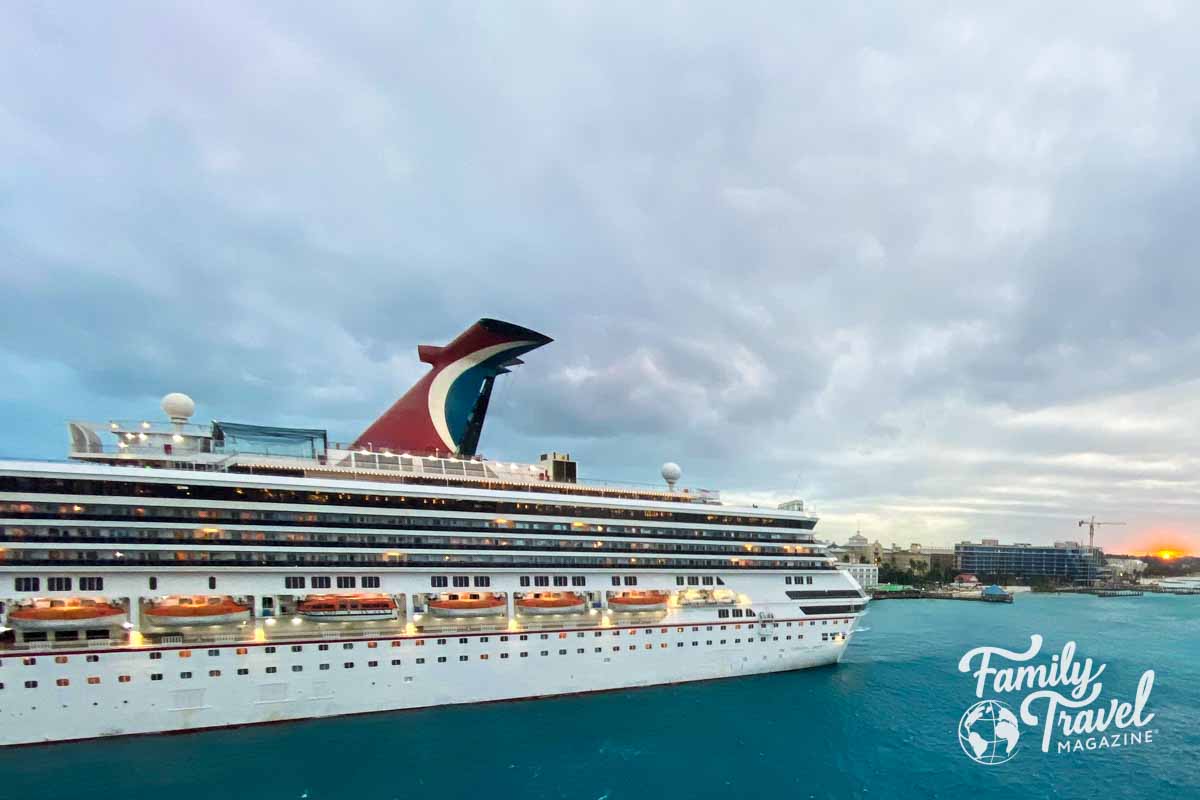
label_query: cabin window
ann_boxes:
[623,576,638,586]
[151,674,162,681]
[291,645,303,653]
[431,576,448,588]
[207,649,220,656]
[148,577,158,590]
[25,681,38,688]
[285,577,305,589]
[473,576,490,587]
[15,577,39,592]
[534,576,549,587]
[519,576,531,587]
[362,576,381,588]
[292,665,303,673]
[572,576,586,586]
[452,576,469,588]
[553,576,567,587]
[687,576,699,586]
[611,577,621,586]
[118,675,131,683]
[675,577,684,585]
[702,577,714,586]
[312,576,332,589]
[265,667,277,674]
[209,670,221,677]
[391,659,402,666]
[180,672,192,679]
[208,577,216,590]
[80,577,104,591]
[336,576,356,589]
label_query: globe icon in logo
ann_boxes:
[958,699,1021,765]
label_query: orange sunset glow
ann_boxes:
[1111,528,1196,559]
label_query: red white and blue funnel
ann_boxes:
[353,318,552,456]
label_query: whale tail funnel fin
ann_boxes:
[352,319,551,456]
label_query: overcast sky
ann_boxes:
[2,2,1198,554]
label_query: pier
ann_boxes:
[870,588,1012,603]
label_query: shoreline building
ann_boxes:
[836,562,879,590]
[954,539,1102,584]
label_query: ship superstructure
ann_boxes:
[0,319,867,746]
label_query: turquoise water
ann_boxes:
[1,594,1196,800]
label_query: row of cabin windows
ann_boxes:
[785,576,815,585]
[15,576,106,592]
[429,576,491,588]
[517,575,587,587]
[8,618,849,667]
[4,634,839,689]
[283,576,381,590]
[1,525,811,558]
[5,619,854,679]
[0,476,816,531]
[675,575,727,586]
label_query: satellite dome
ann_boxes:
[661,462,682,490]
[161,392,195,423]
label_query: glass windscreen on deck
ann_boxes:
[212,421,328,458]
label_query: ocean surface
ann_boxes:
[1,593,1196,800]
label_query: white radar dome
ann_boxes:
[161,392,196,422]
[661,462,682,490]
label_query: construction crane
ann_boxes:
[1078,515,1125,553]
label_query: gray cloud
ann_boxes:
[2,1,1199,554]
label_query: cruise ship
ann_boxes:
[0,319,867,746]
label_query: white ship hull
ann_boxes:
[0,614,854,746]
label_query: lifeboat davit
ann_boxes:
[608,591,670,612]
[427,593,506,618]
[8,599,127,631]
[144,596,251,627]
[517,592,587,615]
[297,595,398,622]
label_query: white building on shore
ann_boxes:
[838,562,879,590]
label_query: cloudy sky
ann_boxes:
[2,2,1198,554]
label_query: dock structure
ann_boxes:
[870,588,1013,603]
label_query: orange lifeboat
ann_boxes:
[144,596,251,627]
[297,595,397,622]
[427,593,506,618]
[516,592,587,615]
[608,591,670,612]
[9,599,127,631]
